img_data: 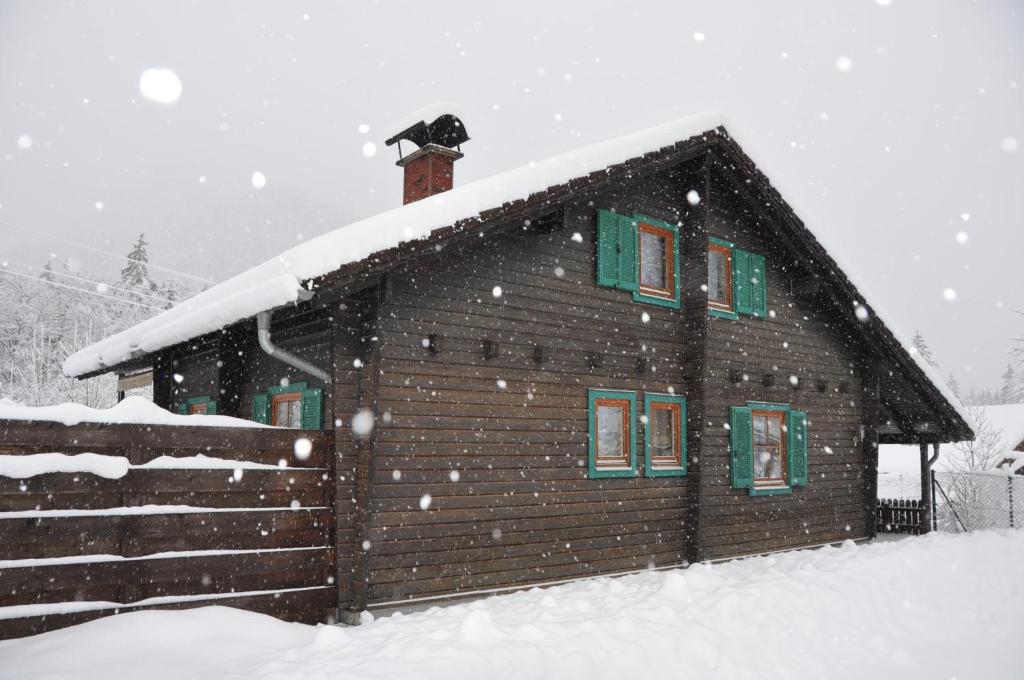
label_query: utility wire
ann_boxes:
[0,219,218,286]
[3,259,175,306]
[0,268,166,312]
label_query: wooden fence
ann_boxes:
[876,498,923,535]
[0,419,335,640]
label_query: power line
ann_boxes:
[3,259,175,306]
[0,219,218,286]
[0,266,165,311]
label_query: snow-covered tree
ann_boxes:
[946,373,961,400]
[947,406,1004,472]
[911,330,939,368]
[998,364,1016,404]
[119,233,157,291]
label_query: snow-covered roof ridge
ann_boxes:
[62,112,727,378]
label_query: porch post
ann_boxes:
[918,441,938,534]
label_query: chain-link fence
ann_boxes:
[933,471,1024,532]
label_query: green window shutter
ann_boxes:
[750,253,767,317]
[176,403,187,415]
[301,388,323,430]
[730,406,754,489]
[252,393,270,424]
[596,209,620,287]
[206,399,218,416]
[789,410,808,486]
[617,215,638,292]
[733,248,753,315]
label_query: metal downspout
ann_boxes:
[255,289,331,383]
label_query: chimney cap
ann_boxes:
[385,113,470,152]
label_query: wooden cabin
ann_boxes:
[64,113,972,620]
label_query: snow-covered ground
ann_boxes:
[2,530,1021,680]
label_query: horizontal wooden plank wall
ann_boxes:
[361,164,701,606]
[0,421,336,640]
[698,161,872,560]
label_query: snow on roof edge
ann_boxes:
[718,124,973,434]
[63,112,727,377]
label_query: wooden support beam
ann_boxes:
[861,362,881,539]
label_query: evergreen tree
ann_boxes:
[39,261,56,282]
[999,364,1016,404]
[911,330,939,368]
[119,233,156,291]
[946,373,961,400]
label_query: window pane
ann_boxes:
[754,445,782,480]
[753,414,768,445]
[275,401,288,426]
[597,404,624,459]
[289,399,302,427]
[651,407,675,458]
[640,231,667,289]
[708,249,728,303]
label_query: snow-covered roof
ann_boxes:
[63,112,725,378]
[61,111,971,434]
[0,396,264,428]
[879,403,1024,473]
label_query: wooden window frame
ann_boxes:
[751,408,788,488]
[587,389,637,479]
[637,221,675,300]
[188,402,208,415]
[707,241,733,312]
[271,391,303,428]
[644,393,687,477]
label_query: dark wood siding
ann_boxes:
[361,164,702,605]
[699,164,872,560]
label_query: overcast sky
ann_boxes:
[1,0,1021,393]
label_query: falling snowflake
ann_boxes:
[449,470,461,482]
[955,231,968,244]
[138,68,183,104]
[571,232,583,243]
[392,469,402,481]
[16,134,32,149]
[232,468,244,482]
[789,375,799,387]
[835,56,853,72]
[496,379,508,390]
[94,201,104,211]
[693,32,705,42]
[362,540,372,550]
[686,190,701,206]
[419,494,432,510]
[554,266,565,278]
[942,288,957,301]
[251,171,267,189]
[290,499,301,509]
[362,141,377,157]
[492,285,503,298]
[173,373,184,384]
[358,123,370,134]
[854,305,869,322]
[351,408,375,437]
[293,437,313,461]
[1001,137,1018,153]
[641,312,651,324]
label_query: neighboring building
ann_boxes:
[63,113,972,618]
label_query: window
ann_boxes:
[707,241,732,311]
[177,396,217,416]
[644,393,687,477]
[272,392,303,427]
[707,237,767,319]
[752,409,786,486]
[729,403,808,496]
[252,381,323,429]
[638,222,674,300]
[587,389,637,478]
[595,209,681,309]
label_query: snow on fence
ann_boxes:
[875,499,923,535]
[0,418,335,640]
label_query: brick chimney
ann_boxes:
[396,144,463,205]
[385,113,470,205]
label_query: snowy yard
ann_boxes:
[2,530,1021,680]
